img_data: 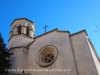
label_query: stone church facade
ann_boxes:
[8,18,100,75]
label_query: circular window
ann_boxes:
[37,46,58,67]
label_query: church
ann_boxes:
[8,18,100,75]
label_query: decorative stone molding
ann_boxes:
[37,45,58,67]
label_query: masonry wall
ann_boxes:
[87,39,100,75]
[8,35,33,74]
[28,31,77,75]
[9,47,28,74]
[70,32,98,75]
[8,35,33,49]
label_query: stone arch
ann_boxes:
[15,22,25,27]
[25,23,34,37]
[11,22,24,32]
[27,23,33,30]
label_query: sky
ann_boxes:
[0,0,100,58]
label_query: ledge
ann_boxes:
[8,46,28,51]
[8,33,34,42]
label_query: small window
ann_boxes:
[18,26,21,34]
[26,27,29,35]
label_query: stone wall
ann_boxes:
[87,39,100,75]
[70,31,98,75]
[9,47,28,74]
[8,35,33,49]
[28,30,77,75]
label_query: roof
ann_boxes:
[70,29,88,36]
[35,28,70,39]
[27,28,70,47]
[35,29,88,39]
[10,18,34,26]
[28,28,88,47]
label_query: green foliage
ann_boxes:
[0,33,12,75]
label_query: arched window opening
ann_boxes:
[26,27,29,35]
[18,26,21,34]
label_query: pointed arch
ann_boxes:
[18,25,21,34]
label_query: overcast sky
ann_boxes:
[0,0,100,58]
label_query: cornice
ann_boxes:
[8,46,28,51]
[8,33,34,42]
[10,18,34,26]
[70,29,88,36]
[28,28,70,47]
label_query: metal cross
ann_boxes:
[43,25,48,33]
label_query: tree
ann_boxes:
[0,33,12,75]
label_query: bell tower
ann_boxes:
[8,18,35,74]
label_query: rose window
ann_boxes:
[37,46,58,67]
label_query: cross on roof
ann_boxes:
[43,25,48,33]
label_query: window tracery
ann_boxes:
[37,46,58,67]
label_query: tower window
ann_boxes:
[26,27,29,35]
[18,26,21,34]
